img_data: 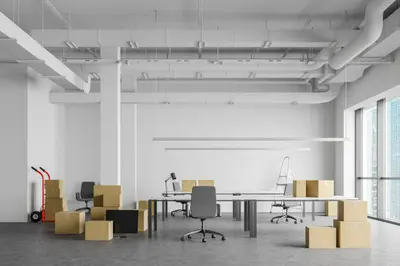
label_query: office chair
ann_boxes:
[75,182,95,212]
[171,181,190,217]
[180,186,226,242]
[270,183,303,224]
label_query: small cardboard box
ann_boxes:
[293,180,307,197]
[335,220,370,248]
[90,207,121,221]
[94,185,121,207]
[85,221,113,241]
[138,209,148,232]
[138,200,154,216]
[55,211,85,234]
[338,200,368,222]
[103,193,122,208]
[306,180,334,198]
[325,201,338,217]
[45,198,68,220]
[197,180,215,186]
[305,226,336,249]
[182,180,197,192]
[45,180,64,198]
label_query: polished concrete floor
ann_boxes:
[0,213,399,266]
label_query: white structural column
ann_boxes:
[100,47,121,185]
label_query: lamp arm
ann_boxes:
[165,176,171,194]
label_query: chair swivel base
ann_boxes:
[271,213,303,224]
[181,229,226,242]
[171,209,189,217]
[76,206,91,212]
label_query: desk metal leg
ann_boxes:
[165,201,168,219]
[312,201,315,221]
[154,200,157,231]
[233,201,237,219]
[162,200,165,222]
[302,200,306,218]
[244,200,249,231]
[148,200,152,238]
[249,200,257,238]
[236,201,242,221]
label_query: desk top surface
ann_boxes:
[152,195,357,201]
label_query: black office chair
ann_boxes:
[171,181,190,217]
[180,186,226,242]
[75,182,95,212]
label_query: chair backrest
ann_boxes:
[191,186,217,218]
[172,181,182,192]
[81,182,95,198]
[284,183,293,196]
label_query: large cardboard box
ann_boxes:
[138,209,148,232]
[197,180,215,186]
[325,201,338,217]
[306,180,334,198]
[85,221,113,241]
[103,193,122,208]
[138,200,154,216]
[55,211,85,234]
[338,200,368,222]
[293,180,307,197]
[94,185,121,207]
[335,220,370,248]
[45,180,64,198]
[90,207,121,221]
[182,180,197,192]
[45,198,68,220]
[305,226,336,249]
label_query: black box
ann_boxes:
[105,210,138,233]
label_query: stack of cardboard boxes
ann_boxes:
[45,180,67,221]
[335,200,370,248]
[293,180,334,198]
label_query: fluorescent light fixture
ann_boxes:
[89,72,100,79]
[249,72,256,79]
[196,72,203,79]
[43,0,69,27]
[197,41,205,49]
[165,148,311,151]
[263,41,272,48]
[65,41,78,49]
[153,137,349,142]
[301,73,309,79]
[142,72,150,79]
[127,41,139,49]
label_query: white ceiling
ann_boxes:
[0,0,368,31]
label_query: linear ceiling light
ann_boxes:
[43,0,69,27]
[165,148,311,151]
[263,41,272,48]
[249,72,256,79]
[127,41,139,49]
[65,41,78,49]
[154,137,349,142]
[89,72,100,79]
[142,72,150,79]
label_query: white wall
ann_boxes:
[137,103,336,212]
[0,64,28,222]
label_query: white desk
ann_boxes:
[147,195,357,238]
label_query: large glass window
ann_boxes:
[386,98,400,222]
[363,107,378,217]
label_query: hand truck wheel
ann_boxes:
[30,211,42,223]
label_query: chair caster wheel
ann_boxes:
[300,219,303,223]
[276,221,279,224]
[211,234,215,239]
[285,218,289,222]
[270,219,274,223]
[221,236,226,241]
[202,238,207,243]
[187,235,192,239]
[180,237,185,241]
[294,221,298,224]
[171,213,175,217]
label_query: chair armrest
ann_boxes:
[76,192,82,201]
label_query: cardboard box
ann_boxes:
[293,180,307,197]
[85,221,113,241]
[103,193,122,208]
[305,226,336,249]
[325,201,338,217]
[138,209,148,232]
[306,180,334,198]
[338,200,368,222]
[45,180,64,198]
[90,207,120,221]
[197,180,215,186]
[94,185,121,207]
[55,211,85,234]
[182,180,197,192]
[138,200,154,216]
[45,198,68,220]
[335,220,370,248]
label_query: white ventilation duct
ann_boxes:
[329,0,395,70]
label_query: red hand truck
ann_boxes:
[30,166,51,223]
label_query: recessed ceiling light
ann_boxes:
[196,72,203,79]
[263,41,272,48]
[127,41,139,49]
[249,72,256,79]
[142,72,150,79]
[65,41,78,49]
[197,41,206,49]
[89,72,100,79]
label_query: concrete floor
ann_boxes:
[0,213,399,266]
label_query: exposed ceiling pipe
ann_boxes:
[329,0,395,70]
